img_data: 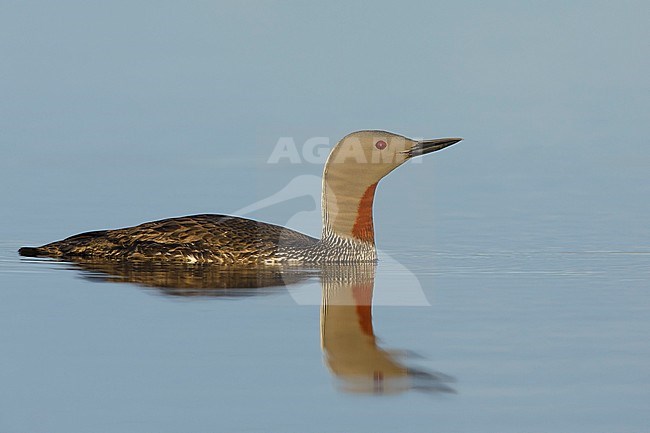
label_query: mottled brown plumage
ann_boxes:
[20,214,319,264]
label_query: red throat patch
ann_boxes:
[351,182,378,243]
[351,281,375,338]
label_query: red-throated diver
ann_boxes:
[19,131,461,264]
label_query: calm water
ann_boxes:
[1,161,649,433]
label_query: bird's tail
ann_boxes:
[18,245,62,258]
[18,246,42,257]
[19,230,109,259]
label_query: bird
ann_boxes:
[19,131,461,264]
[320,264,455,394]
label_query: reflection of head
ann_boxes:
[320,264,455,395]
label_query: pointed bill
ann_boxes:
[406,137,462,158]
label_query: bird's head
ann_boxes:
[321,130,461,245]
[324,130,461,185]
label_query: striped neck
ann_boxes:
[321,168,378,259]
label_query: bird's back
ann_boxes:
[19,214,319,264]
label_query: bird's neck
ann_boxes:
[321,167,378,249]
[320,264,408,380]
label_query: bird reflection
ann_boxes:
[58,258,454,394]
[68,259,317,297]
[320,264,454,395]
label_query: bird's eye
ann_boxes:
[375,140,387,150]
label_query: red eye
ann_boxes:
[375,140,387,150]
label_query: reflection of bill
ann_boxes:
[237,174,430,306]
[321,264,454,395]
